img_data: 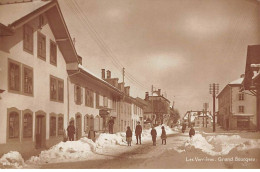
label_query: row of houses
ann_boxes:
[217,44,260,131]
[0,0,146,155]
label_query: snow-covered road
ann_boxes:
[1,125,260,169]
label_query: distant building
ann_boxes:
[217,75,257,130]
[183,111,212,127]
[143,90,170,126]
[243,45,260,131]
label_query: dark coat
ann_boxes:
[135,125,142,135]
[189,128,195,136]
[126,129,132,137]
[67,125,75,136]
[161,129,167,139]
[151,128,157,137]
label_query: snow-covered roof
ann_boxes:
[78,64,123,94]
[229,78,243,85]
[0,0,50,26]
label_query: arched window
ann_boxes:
[23,113,32,138]
[9,112,19,138]
[50,116,56,137]
[58,116,64,135]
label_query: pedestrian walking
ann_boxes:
[161,126,167,145]
[182,123,186,133]
[67,121,75,141]
[88,126,96,142]
[126,126,132,146]
[135,121,142,144]
[151,126,157,146]
[189,125,195,140]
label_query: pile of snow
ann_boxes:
[27,138,96,165]
[95,132,127,147]
[0,151,25,168]
[180,134,260,156]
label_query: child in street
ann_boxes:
[151,126,157,146]
[126,126,132,146]
[189,125,195,140]
[161,126,167,145]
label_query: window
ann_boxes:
[50,77,57,100]
[37,32,46,60]
[23,66,33,95]
[9,112,19,139]
[239,93,244,101]
[85,88,94,107]
[239,106,244,113]
[58,80,64,102]
[50,76,64,102]
[8,60,20,92]
[58,116,63,135]
[96,92,99,108]
[103,96,108,107]
[50,116,56,137]
[74,85,82,105]
[23,25,33,54]
[23,113,32,138]
[50,40,57,66]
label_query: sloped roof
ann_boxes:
[229,77,243,85]
[0,0,79,64]
[0,0,49,26]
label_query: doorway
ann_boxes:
[75,114,82,140]
[35,114,46,149]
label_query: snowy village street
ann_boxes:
[39,130,260,169]
[1,125,260,169]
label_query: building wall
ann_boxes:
[230,87,257,130]
[0,15,68,153]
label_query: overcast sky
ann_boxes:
[59,0,260,116]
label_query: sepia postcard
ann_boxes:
[0,0,260,169]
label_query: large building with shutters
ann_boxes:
[0,0,147,156]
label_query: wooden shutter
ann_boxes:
[74,85,77,103]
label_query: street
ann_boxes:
[38,131,260,169]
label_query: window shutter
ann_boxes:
[81,87,83,104]
[74,85,77,103]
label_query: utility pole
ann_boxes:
[122,67,125,84]
[151,85,154,126]
[210,83,219,132]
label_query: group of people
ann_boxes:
[66,119,195,145]
[126,122,167,146]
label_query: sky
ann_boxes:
[58,0,260,116]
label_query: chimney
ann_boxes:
[101,69,105,79]
[145,92,149,100]
[158,89,161,96]
[124,86,130,96]
[240,74,245,78]
[107,70,111,79]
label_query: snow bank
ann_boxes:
[27,138,96,165]
[0,151,25,168]
[181,134,260,156]
[95,132,127,147]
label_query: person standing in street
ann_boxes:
[67,121,75,141]
[182,123,186,133]
[151,126,157,146]
[108,117,114,134]
[135,121,142,144]
[189,125,195,140]
[126,126,132,146]
[88,126,96,142]
[161,126,167,145]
